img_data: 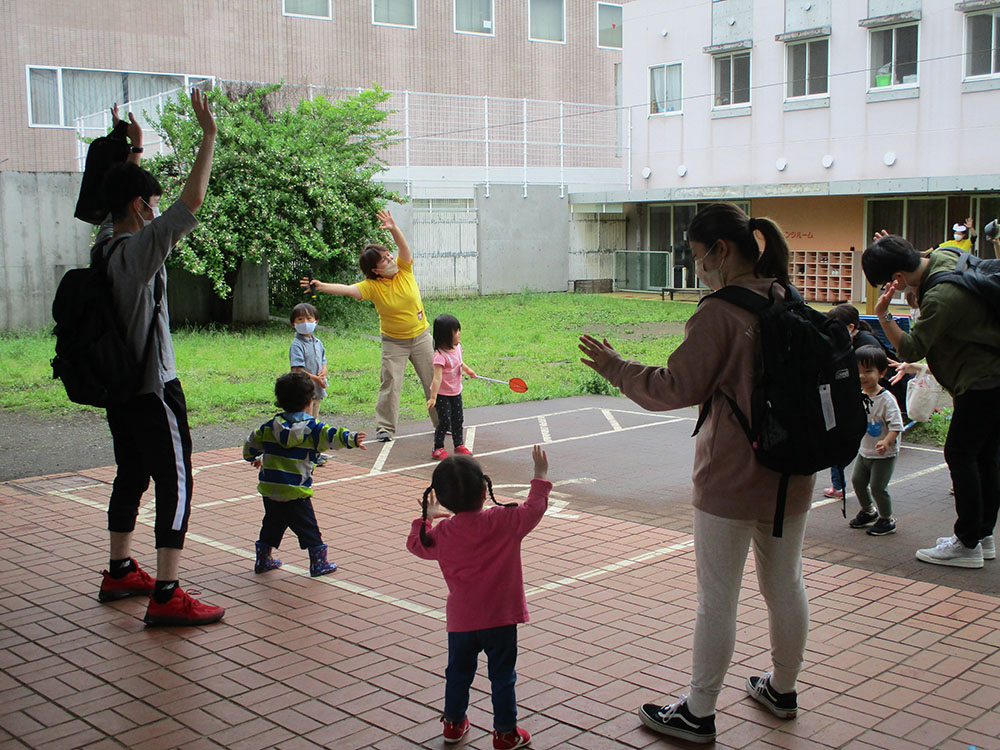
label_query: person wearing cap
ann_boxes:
[939,217,976,252]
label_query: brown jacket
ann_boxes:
[598,275,815,521]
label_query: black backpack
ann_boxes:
[74,120,130,224]
[694,282,867,536]
[924,249,1000,317]
[51,237,161,407]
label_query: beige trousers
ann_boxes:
[376,328,437,436]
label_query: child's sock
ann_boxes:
[152,580,179,604]
[108,557,136,579]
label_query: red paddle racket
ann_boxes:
[477,376,528,393]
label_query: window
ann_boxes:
[374,0,416,28]
[714,52,750,107]
[530,0,565,43]
[455,0,492,35]
[870,24,918,88]
[283,0,331,19]
[786,38,828,98]
[597,3,622,49]
[26,66,206,127]
[966,11,1000,78]
[649,63,682,114]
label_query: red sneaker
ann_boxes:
[441,716,470,744]
[822,487,844,499]
[454,445,473,456]
[143,587,225,626]
[493,727,530,749]
[98,560,155,602]
[432,448,450,460]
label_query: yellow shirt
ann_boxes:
[355,259,429,339]
[938,238,972,252]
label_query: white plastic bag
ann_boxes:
[905,369,943,422]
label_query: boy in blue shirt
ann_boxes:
[244,372,365,576]
[289,302,328,462]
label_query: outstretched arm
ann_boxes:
[298,277,363,300]
[178,89,217,214]
[378,209,411,265]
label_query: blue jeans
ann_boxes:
[444,625,518,731]
[830,465,845,492]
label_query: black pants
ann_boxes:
[105,379,193,549]
[434,393,465,450]
[258,497,323,550]
[946,386,1000,548]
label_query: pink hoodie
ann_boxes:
[407,478,552,632]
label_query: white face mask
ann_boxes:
[380,261,399,277]
[695,242,726,291]
[954,233,965,241]
[139,198,161,228]
[294,321,317,335]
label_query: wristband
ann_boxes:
[130,146,143,153]
[882,312,894,323]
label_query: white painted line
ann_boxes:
[601,408,622,431]
[538,416,551,443]
[370,439,394,475]
[51,488,447,621]
[465,426,476,452]
[192,459,246,475]
[196,493,258,509]
[811,462,950,510]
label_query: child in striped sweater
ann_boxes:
[244,372,365,576]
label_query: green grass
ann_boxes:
[1,293,692,428]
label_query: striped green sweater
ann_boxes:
[243,411,359,500]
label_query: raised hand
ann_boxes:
[532,444,548,480]
[191,89,217,138]
[578,334,620,373]
[377,209,396,232]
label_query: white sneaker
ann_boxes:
[935,534,995,561]
[917,536,984,568]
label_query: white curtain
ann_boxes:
[374,0,415,26]
[62,70,123,123]
[530,0,564,41]
[664,64,682,111]
[29,68,60,125]
[456,0,491,33]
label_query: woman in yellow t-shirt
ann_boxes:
[301,209,436,442]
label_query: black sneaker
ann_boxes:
[374,430,393,442]
[849,509,879,528]
[638,699,716,744]
[746,673,797,719]
[867,517,896,536]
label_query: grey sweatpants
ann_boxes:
[851,455,896,519]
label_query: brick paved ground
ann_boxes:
[1,396,999,749]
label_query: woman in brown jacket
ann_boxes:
[580,203,813,744]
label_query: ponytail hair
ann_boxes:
[417,456,516,547]
[688,203,790,284]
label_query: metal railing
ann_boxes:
[615,250,704,293]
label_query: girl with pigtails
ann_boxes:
[580,203,813,744]
[406,447,550,750]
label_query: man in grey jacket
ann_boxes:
[94,90,224,625]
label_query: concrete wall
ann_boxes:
[0,171,93,330]
[1,170,268,331]
[568,212,625,282]
[475,184,570,294]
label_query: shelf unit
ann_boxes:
[790,250,854,302]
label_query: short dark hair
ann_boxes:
[856,344,889,373]
[102,162,163,222]
[861,235,921,287]
[274,372,314,412]
[290,302,319,323]
[432,314,461,351]
[825,303,873,333]
[359,244,388,280]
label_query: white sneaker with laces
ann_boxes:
[936,534,995,560]
[917,536,984,568]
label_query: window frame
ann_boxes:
[784,37,830,101]
[453,0,494,36]
[528,0,566,45]
[712,51,751,109]
[963,10,1000,80]
[25,65,212,129]
[867,23,920,91]
[372,0,418,29]
[281,0,332,20]
[648,61,683,116]
[596,2,623,50]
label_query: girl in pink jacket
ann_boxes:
[407,446,550,750]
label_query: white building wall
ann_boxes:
[620,0,1000,199]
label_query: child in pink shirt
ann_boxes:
[427,314,477,461]
[407,446,551,750]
